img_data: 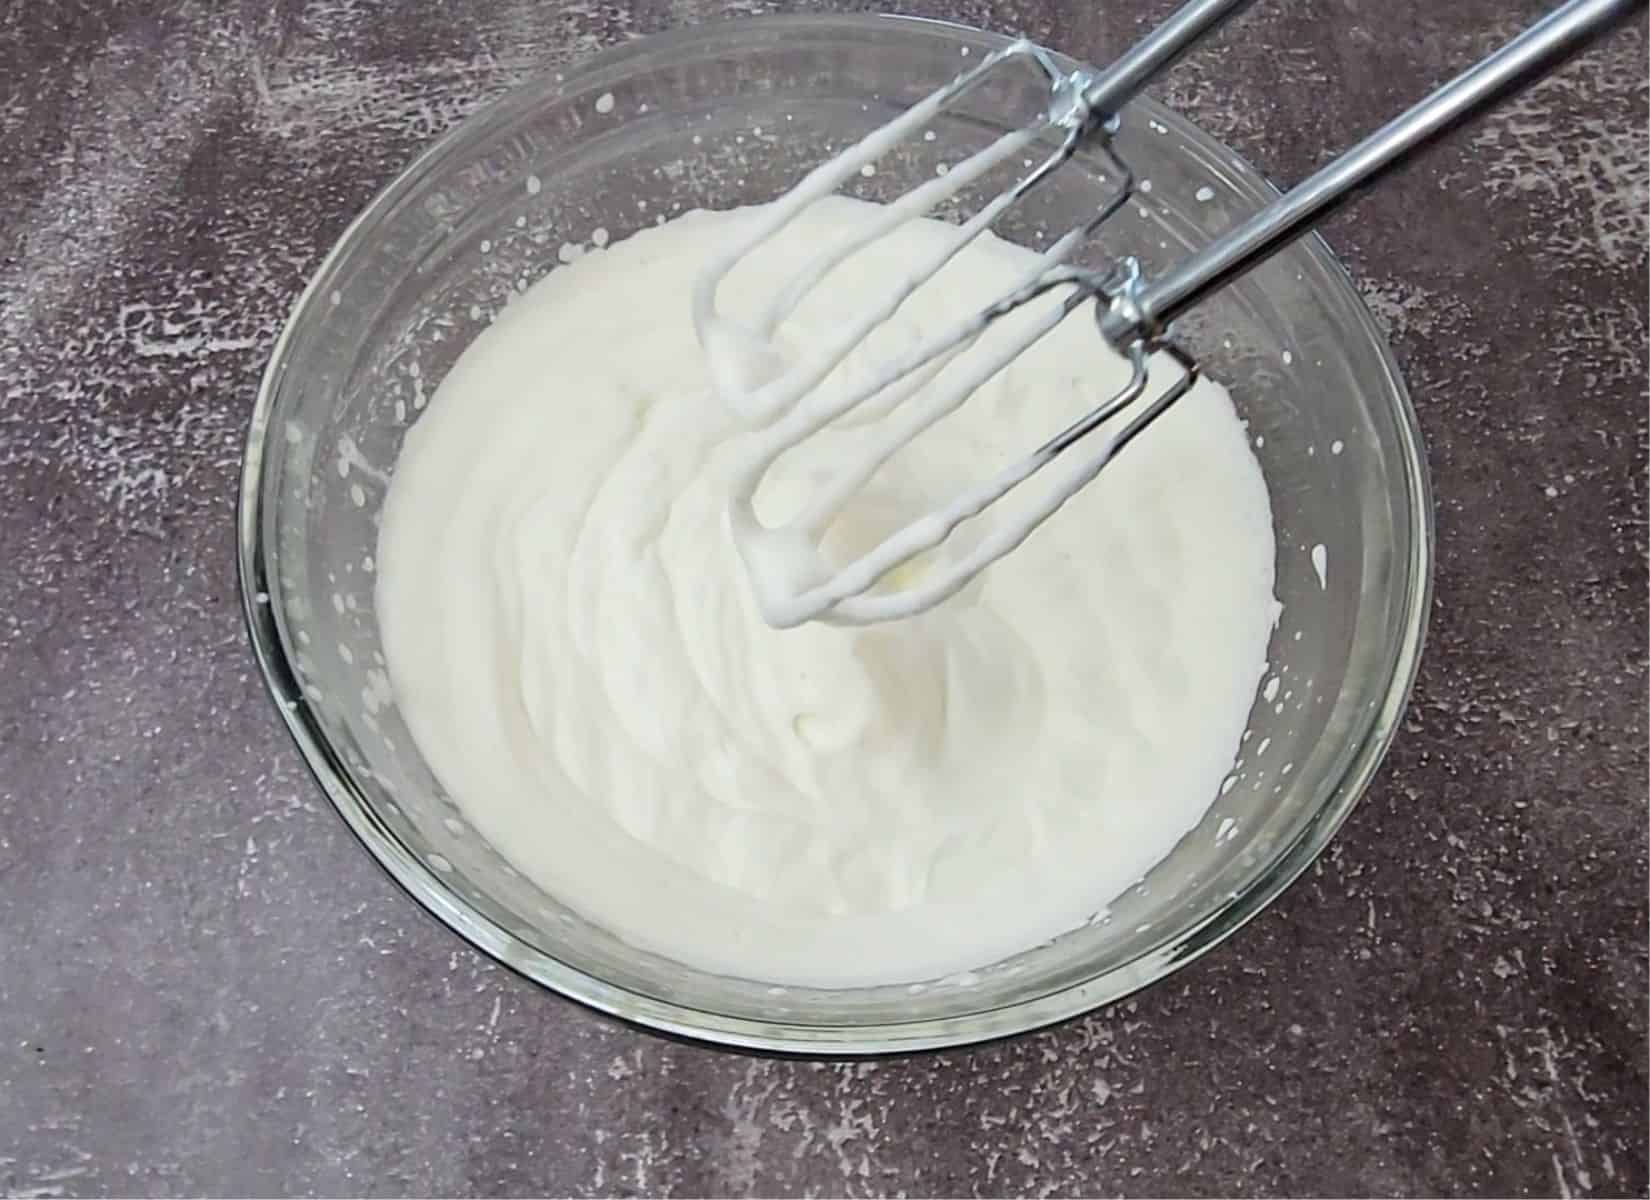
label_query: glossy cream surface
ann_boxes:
[375,199,1277,985]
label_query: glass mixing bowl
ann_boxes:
[238,13,1432,1053]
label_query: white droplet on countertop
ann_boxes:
[1310,543,1328,589]
[595,92,615,114]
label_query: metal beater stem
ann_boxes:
[1079,0,1257,118]
[1098,0,1647,346]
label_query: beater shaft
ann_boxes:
[1100,0,1648,347]
[1079,0,1256,120]
[708,0,1646,627]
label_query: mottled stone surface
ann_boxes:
[1,0,1645,1195]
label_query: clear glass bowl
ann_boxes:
[238,13,1432,1053]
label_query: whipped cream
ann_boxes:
[375,197,1277,986]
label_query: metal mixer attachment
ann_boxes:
[694,0,1644,628]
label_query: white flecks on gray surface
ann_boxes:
[0,0,1644,1196]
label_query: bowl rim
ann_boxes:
[237,9,1435,1055]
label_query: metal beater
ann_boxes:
[695,0,1644,628]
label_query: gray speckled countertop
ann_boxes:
[2,0,1646,1195]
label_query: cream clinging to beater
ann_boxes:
[695,0,1644,629]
